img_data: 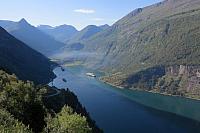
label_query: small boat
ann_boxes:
[62,78,67,82]
[86,73,96,77]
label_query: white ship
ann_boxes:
[86,73,96,77]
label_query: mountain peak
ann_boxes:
[101,24,109,27]
[56,24,77,31]
[18,18,30,25]
[99,24,110,30]
[82,25,99,31]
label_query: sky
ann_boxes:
[0,0,162,30]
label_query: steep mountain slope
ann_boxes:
[0,19,65,56]
[80,0,200,72]
[0,26,56,84]
[38,24,78,43]
[59,0,200,96]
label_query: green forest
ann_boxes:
[0,70,101,133]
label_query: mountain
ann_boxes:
[61,0,200,96]
[0,19,65,56]
[79,0,200,70]
[68,25,110,43]
[99,24,110,30]
[61,24,110,52]
[0,26,56,84]
[38,24,78,43]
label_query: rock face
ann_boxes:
[166,65,200,93]
[102,64,200,98]
[166,65,200,77]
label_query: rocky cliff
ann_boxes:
[102,65,200,99]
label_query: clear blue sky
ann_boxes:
[1,0,162,30]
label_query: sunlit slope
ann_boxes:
[80,0,200,74]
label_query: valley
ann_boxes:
[51,66,200,133]
[1,0,200,132]
[56,0,200,101]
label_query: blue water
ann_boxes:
[52,66,200,133]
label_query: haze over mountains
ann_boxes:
[60,24,109,52]
[64,0,200,72]
[67,24,110,43]
[0,27,100,133]
[50,0,200,96]
[1,0,198,80]
[37,24,110,44]
[38,24,78,43]
[0,0,199,97]
[0,16,111,83]
[0,17,111,83]
[1,0,200,132]
[0,19,65,56]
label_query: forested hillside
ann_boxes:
[0,70,102,133]
[81,0,200,72]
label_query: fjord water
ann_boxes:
[52,66,200,133]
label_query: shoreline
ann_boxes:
[51,65,200,125]
[54,64,200,102]
[99,78,200,102]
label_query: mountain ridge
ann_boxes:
[38,24,78,43]
[0,19,65,56]
[67,24,110,44]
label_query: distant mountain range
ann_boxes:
[68,25,109,43]
[0,19,65,56]
[0,26,56,84]
[38,24,110,45]
[37,24,78,43]
[61,24,110,52]
[0,18,110,84]
[37,24,110,52]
